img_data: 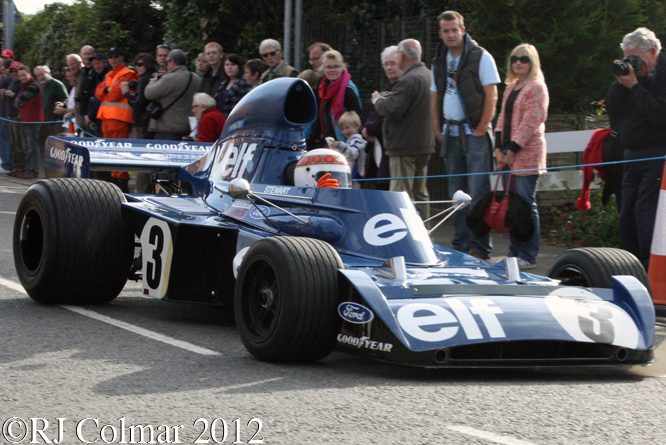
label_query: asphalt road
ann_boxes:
[2,174,666,445]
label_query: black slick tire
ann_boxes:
[234,236,343,362]
[13,179,134,304]
[547,247,650,291]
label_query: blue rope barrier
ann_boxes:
[354,155,666,183]
[0,115,64,125]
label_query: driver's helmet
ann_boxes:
[294,148,351,188]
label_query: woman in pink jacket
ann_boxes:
[494,43,549,269]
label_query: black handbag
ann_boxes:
[601,129,623,176]
[143,72,193,121]
[144,100,164,120]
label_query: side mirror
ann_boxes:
[228,178,251,200]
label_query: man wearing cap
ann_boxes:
[95,48,138,191]
[0,59,18,173]
[1,49,14,62]
[1,61,24,175]
[85,53,110,137]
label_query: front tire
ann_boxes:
[13,179,134,304]
[547,247,650,291]
[234,236,343,362]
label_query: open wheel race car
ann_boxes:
[13,78,655,368]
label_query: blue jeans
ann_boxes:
[620,147,666,269]
[503,172,540,264]
[20,124,40,175]
[0,119,13,170]
[444,135,492,257]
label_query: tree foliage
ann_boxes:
[15,0,666,112]
[456,0,666,112]
[15,0,165,81]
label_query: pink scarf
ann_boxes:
[318,70,351,131]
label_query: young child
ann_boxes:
[327,111,367,187]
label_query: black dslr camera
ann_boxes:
[613,55,644,76]
[127,79,139,90]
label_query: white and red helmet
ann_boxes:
[294,148,351,188]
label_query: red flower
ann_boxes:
[560,214,568,219]
[566,221,573,230]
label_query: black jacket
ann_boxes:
[125,70,156,127]
[606,51,666,151]
[432,34,487,130]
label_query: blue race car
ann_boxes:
[13,78,655,367]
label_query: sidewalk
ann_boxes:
[429,218,569,277]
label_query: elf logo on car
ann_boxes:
[545,289,640,349]
[363,208,431,247]
[140,218,174,299]
[396,299,506,342]
[211,140,257,180]
[338,302,374,324]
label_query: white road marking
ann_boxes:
[447,425,539,445]
[0,210,16,215]
[221,377,285,391]
[0,277,25,293]
[0,277,222,356]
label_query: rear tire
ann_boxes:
[234,236,343,362]
[547,247,650,291]
[13,179,134,304]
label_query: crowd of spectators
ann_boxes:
[0,12,661,272]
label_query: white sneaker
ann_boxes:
[516,258,536,270]
[0,167,11,174]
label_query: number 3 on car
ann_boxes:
[140,218,174,299]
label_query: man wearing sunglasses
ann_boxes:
[258,39,297,85]
[430,10,500,261]
[94,48,139,191]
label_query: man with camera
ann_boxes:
[606,27,666,270]
[145,49,200,141]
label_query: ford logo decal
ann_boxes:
[338,302,374,324]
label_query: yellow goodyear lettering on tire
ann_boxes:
[140,218,174,299]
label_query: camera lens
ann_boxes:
[613,61,629,76]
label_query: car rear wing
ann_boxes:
[44,136,214,178]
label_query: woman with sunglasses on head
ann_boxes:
[494,43,549,270]
[314,50,362,146]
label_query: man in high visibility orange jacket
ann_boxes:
[95,47,138,191]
